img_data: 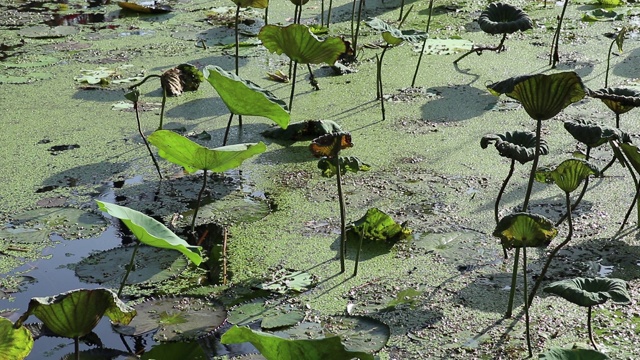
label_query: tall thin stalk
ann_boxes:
[587,306,598,350]
[132,95,163,180]
[191,169,208,233]
[522,247,532,357]
[549,0,569,68]
[411,0,434,87]
[117,240,140,297]
[336,157,347,273]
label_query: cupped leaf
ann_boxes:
[493,212,557,249]
[262,120,343,141]
[318,156,371,177]
[309,132,353,158]
[1,317,33,360]
[161,64,203,97]
[481,130,548,164]
[535,159,599,193]
[563,119,626,147]
[95,200,203,265]
[232,0,268,8]
[544,277,631,307]
[487,72,586,121]
[258,24,348,65]
[588,87,640,115]
[347,208,411,242]
[148,130,267,174]
[14,288,136,339]
[538,347,609,360]
[221,325,374,360]
[365,18,427,45]
[477,3,533,35]
[203,65,289,129]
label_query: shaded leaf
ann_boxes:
[535,159,599,193]
[117,1,172,13]
[309,132,352,158]
[544,277,631,307]
[261,309,305,330]
[538,347,609,360]
[221,325,374,360]
[493,212,557,249]
[322,316,390,353]
[348,208,411,242]
[615,27,627,53]
[563,119,627,147]
[18,25,79,38]
[618,142,640,174]
[141,342,208,360]
[161,64,203,97]
[385,288,422,309]
[588,87,640,115]
[96,200,203,265]
[365,18,428,44]
[318,156,371,177]
[0,317,33,360]
[582,9,623,22]
[148,129,267,174]
[258,24,348,65]
[262,120,342,141]
[481,130,548,164]
[14,289,136,339]
[203,65,289,129]
[477,2,533,35]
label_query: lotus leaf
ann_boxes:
[544,277,630,307]
[322,315,390,353]
[348,208,411,242]
[140,342,208,360]
[0,317,33,360]
[14,288,136,339]
[258,24,347,65]
[318,156,371,177]
[96,200,203,265]
[117,1,172,13]
[619,142,640,174]
[582,9,623,22]
[232,0,268,8]
[598,0,621,5]
[161,64,203,96]
[309,132,352,158]
[221,325,374,360]
[481,130,548,164]
[487,72,586,121]
[261,120,343,141]
[493,212,557,249]
[365,18,428,45]
[563,119,626,147]
[534,159,599,193]
[477,3,533,35]
[147,130,267,174]
[615,27,626,53]
[588,87,640,115]
[538,347,609,359]
[256,269,316,294]
[203,65,289,129]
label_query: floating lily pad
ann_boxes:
[0,72,52,84]
[412,230,491,261]
[255,269,316,294]
[228,301,304,330]
[582,9,623,22]
[113,296,226,341]
[117,1,173,13]
[18,25,79,38]
[61,348,136,360]
[75,246,188,286]
[412,38,473,55]
[2,55,59,68]
[322,315,390,353]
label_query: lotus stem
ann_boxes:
[191,169,208,233]
[496,160,515,259]
[587,306,598,350]
[327,0,333,28]
[605,37,616,88]
[264,6,268,25]
[336,157,347,273]
[307,64,319,90]
[223,113,234,146]
[505,249,519,318]
[556,147,591,226]
[411,0,434,87]
[75,337,80,360]
[159,86,166,130]
[352,0,364,59]
[128,74,161,89]
[398,0,405,21]
[528,191,574,306]
[398,5,413,29]
[523,247,533,358]
[550,0,569,68]
[353,225,366,277]
[617,151,639,231]
[117,240,140,298]
[289,61,298,111]
[350,0,356,44]
[376,49,388,121]
[235,4,240,76]
[321,0,324,27]
[453,33,507,65]
[615,113,621,129]
[133,98,163,180]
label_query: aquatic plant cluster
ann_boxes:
[1,0,640,358]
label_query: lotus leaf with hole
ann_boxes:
[318,156,371,177]
[588,87,640,115]
[477,3,532,35]
[538,347,609,360]
[96,200,203,265]
[564,119,627,148]
[348,208,411,242]
[481,130,548,164]
[258,24,347,65]
[221,325,374,360]
[14,288,136,339]
[309,132,352,158]
[1,317,33,359]
[203,65,289,129]
[534,159,599,194]
[487,72,586,121]
[493,212,557,249]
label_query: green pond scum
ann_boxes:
[2,0,640,358]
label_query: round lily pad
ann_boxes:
[113,296,226,341]
[2,55,59,68]
[322,315,390,353]
[0,72,52,84]
[228,300,304,330]
[18,25,80,38]
[75,245,188,286]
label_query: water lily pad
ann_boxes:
[538,347,609,359]
[18,25,79,38]
[2,55,59,68]
[582,9,623,22]
[117,1,173,13]
[0,72,52,84]
[75,245,188,286]
[322,315,390,353]
[255,269,316,294]
[61,348,136,360]
[113,296,226,341]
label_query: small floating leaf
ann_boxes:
[117,1,172,13]
[544,277,631,307]
[0,317,33,360]
[348,208,411,242]
[582,9,623,22]
[493,212,557,249]
[365,18,428,44]
[258,24,348,65]
[18,25,79,38]
[262,120,342,141]
[256,269,316,294]
[318,156,371,177]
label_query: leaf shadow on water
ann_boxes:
[72,88,128,102]
[41,161,129,190]
[612,46,640,81]
[254,144,317,164]
[163,97,228,120]
[420,85,498,122]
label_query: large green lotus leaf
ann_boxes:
[0,317,33,359]
[493,212,557,249]
[477,2,532,35]
[113,296,226,341]
[231,0,268,8]
[544,277,631,307]
[535,159,599,193]
[348,208,411,242]
[538,347,609,359]
[564,119,626,148]
[588,87,640,115]
[14,288,136,339]
[318,156,371,177]
[60,348,136,360]
[96,200,203,265]
[322,316,390,353]
[221,325,374,360]
[487,72,586,120]
[147,130,267,174]
[481,130,548,164]
[258,24,347,65]
[140,341,208,360]
[365,18,428,45]
[203,66,289,128]
[262,120,343,141]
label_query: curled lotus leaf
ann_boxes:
[588,87,640,115]
[232,0,268,8]
[619,142,640,175]
[365,18,428,45]
[161,64,203,97]
[493,212,557,249]
[477,3,533,35]
[480,130,548,164]
[318,156,371,177]
[258,24,347,65]
[535,159,599,193]
[544,277,631,307]
[563,118,627,147]
[309,132,353,158]
[487,72,586,121]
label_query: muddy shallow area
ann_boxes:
[1,0,640,358]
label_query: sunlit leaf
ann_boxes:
[318,156,371,177]
[117,1,172,13]
[385,288,422,309]
[14,288,136,339]
[231,0,268,8]
[1,317,33,360]
[582,9,623,22]
[256,269,316,294]
[348,208,411,242]
[365,18,428,44]
[535,159,599,193]
[538,347,609,360]
[493,212,557,249]
[477,2,533,35]
[481,130,548,164]
[309,132,353,158]
[148,129,266,174]
[544,277,631,307]
[322,316,390,353]
[258,24,348,65]
[96,200,203,265]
